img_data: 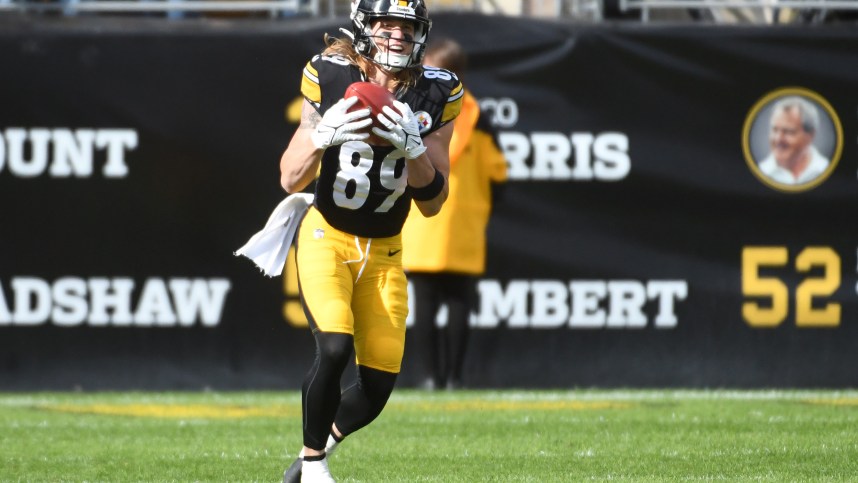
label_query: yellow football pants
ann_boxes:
[295,207,409,373]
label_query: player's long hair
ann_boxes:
[322,34,421,90]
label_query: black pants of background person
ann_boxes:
[408,272,476,390]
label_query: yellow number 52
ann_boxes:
[742,246,841,328]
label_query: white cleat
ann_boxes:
[301,457,335,483]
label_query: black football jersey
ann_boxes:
[301,54,463,238]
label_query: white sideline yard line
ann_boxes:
[391,389,858,402]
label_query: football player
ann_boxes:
[278,0,463,481]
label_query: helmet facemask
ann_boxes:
[368,25,427,72]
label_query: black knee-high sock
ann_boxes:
[333,364,398,436]
[302,331,353,450]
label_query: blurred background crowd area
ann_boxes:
[1,0,857,24]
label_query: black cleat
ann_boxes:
[282,457,302,483]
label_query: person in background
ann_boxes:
[277,0,462,481]
[401,37,508,391]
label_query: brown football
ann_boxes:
[344,81,396,145]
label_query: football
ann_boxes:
[344,81,396,145]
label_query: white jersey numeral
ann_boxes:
[423,66,453,81]
[333,141,408,213]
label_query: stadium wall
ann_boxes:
[1,14,857,390]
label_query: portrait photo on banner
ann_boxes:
[742,87,842,193]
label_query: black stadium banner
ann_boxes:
[1,15,857,390]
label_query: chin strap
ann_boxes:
[339,28,355,40]
[373,53,406,73]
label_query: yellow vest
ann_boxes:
[401,90,508,275]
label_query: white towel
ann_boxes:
[234,193,314,277]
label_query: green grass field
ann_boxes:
[2,389,857,482]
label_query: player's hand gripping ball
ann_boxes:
[373,100,427,159]
[309,96,371,150]
[344,81,396,146]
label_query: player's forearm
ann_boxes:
[413,183,448,216]
[280,140,322,194]
[408,153,448,217]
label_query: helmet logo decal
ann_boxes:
[388,0,416,14]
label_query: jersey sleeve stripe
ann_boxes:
[447,81,464,103]
[441,81,465,123]
[301,62,322,104]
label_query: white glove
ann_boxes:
[372,100,427,159]
[310,96,372,150]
